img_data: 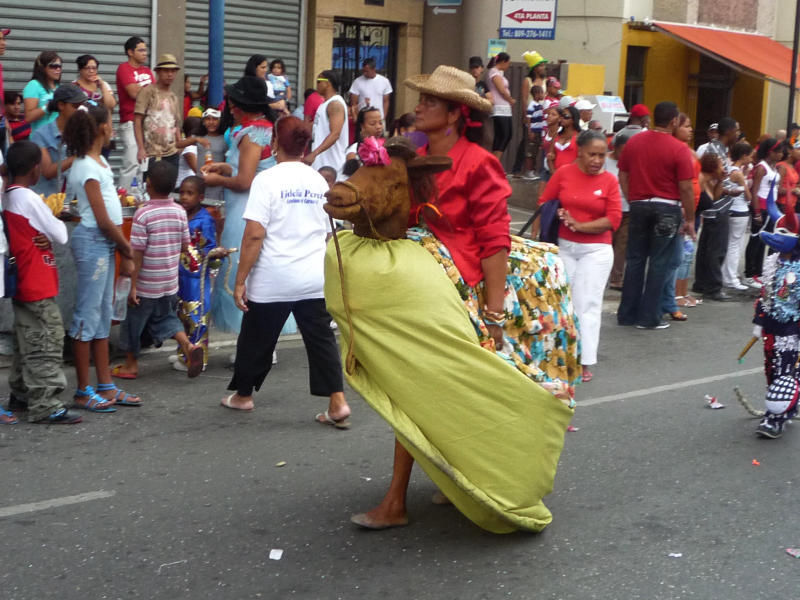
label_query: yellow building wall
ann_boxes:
[562,64,605,97]
[306,0,424,115]
[619,26,691,113]
[731,74,768,143]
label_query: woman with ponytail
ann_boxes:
[64,104,141,412]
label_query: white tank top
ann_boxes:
[312,94,350,179]
[757,160,780,199]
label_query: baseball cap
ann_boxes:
[630,104,650,118]
[558,96,576,109]
[52,85,89,105]
[1,29,9,36]
[707,123,719,131]
[575,99,596,111]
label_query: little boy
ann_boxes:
[524,85,545,180]
[3,141,81,424]
[172,176,227,372]
[113,161,204,379]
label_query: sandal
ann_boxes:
[686,295,702,306]
[0,407,18,425]
[670,311,688,321]
[73,385,117,413]
[581,369,594,383]
[96,383,142,407]
[315,410,351,429]
[675,296,691,308]
[111,365,137,380]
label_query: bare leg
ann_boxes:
[98,339,140,403]
[326,391,350,421]
[72,339,91,391]
[351,438,412,529]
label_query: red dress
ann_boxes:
[412,137,512,287]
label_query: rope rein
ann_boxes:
[329,216,357,375]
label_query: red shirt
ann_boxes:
[116,62,154,123]
[617,129,695,201]
[539,163,622,245]
[303,91,324,122]
[553,134,578,171]
[4,186,68,302]
[412,137,511,287]
[778,161,798,206]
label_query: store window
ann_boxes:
[624,46,648,109]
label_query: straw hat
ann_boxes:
[404,65,492,113]
[155,53,180,70]
[523,51,546,69]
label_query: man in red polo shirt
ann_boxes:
[116,36,154,190]
[617,101,695,329]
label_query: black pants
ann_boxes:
[491,116,513,153]
[744,209,773,278]
[228,298,343,397]
[692,214,730,295]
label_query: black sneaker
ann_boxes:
[635,321,670,330]
[34,408,83,425]
[756,418,783,439]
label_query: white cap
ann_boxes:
[558,96,575,109]
[575,99,596,111]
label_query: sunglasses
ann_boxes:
[48,63,63,69]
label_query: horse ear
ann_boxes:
[407,155,452,176]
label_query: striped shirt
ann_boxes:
[526,100,544,132]
[130,198,190,298]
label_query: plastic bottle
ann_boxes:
[130,177,142,204]
[205,149,213,165]
[112,276,132,322]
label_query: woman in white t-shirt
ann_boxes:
[486,52,515,161]
[221,116,351,427]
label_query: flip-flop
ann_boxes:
[95,383,142,407]
[315,410,351,430]
[111,365,137,380]
[221,394,254,412]
[350,512,409,530]
[186,346,204,379]
[582,369,594,383]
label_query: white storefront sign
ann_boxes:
[499,0,558,40]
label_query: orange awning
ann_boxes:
[654,21,798,87]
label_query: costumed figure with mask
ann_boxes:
[751,181,800,438]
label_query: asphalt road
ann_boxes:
[3,236,800,599]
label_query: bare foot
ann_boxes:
[350,505,409,530]
[221,393,254,411]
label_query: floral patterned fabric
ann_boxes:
[407,227,581,399]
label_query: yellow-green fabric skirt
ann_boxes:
[324,231,574,533]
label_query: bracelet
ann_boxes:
[483,318,507,327]
[482,307,505,322]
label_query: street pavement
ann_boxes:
[3,224,800,599]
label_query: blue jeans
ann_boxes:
[660,233,686,314]
[618,202,682,327]
[68,225,116,341]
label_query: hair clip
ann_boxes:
[77,105,89,112]
[86,99,98,106]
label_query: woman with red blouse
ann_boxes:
[547,105,580,173]
[539,129,622,382]
[348,66,580,530]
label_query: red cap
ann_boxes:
[546,76,561,89]
[630,104,650,118]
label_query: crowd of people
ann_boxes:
[1,25,798,528]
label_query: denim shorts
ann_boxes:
[68,224,116,341]
[119,294,182,357]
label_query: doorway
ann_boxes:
[332,18,398,124]
[694,55,736,146]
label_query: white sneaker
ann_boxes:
[728,283,749,291]
[272,351,278,365]
[743,277,762,289]
[172,360,188,372]
[168,354,180,364]
[522,171,540,181]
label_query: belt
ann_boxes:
[636,197,681,206]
